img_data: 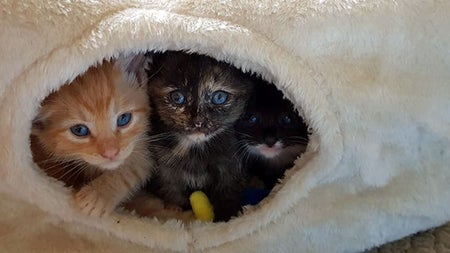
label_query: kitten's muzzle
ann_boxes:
[188,120,211,135]
[187,127,210,135]
[101,147,120,160]
[192,117,210,130]
[264,136,278,147]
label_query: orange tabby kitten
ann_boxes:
[31,55,153,217]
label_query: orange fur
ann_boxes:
[31,57,154,217]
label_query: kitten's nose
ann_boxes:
[101,147,120,160]
[193,118,205,128]
[264,136,278,147]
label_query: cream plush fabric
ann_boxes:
[1,1,449,252]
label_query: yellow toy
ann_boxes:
[189,191,214,222]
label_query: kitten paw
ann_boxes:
[75,185,115,217]
[164,203,183,212]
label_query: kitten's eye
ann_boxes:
[211,90,229,105]
[281,115,292,124]
[248,115,258,124]
[70,124,90,137]
[117,113,132,127]
[169,90,186,105]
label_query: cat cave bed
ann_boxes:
[1,1,450,252]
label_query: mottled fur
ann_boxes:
[30,56,154,217]
[146,51,254,221]
[235,80,309,189]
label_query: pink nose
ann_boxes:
[101,148,120,160]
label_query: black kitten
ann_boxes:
[146,51,254,221]
[234,79,309,189]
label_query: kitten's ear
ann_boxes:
[143,51,168,80]
[31,119,44,136]
[30,111,50,135]
[144,51,158,72]
[115,53,150,87]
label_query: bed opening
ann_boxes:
[29,50,311,224]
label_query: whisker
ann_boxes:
[233,142,252,162]
[286,137,309,145]
[234,131,255,140]
[65,163,89,183]
[146,61,165,81]
[56,161,87,181]
[130,152,152,163]
[242,145,253,166]
[148,132,173,142]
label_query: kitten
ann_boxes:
[146,51,254,221]
[234,79,309,190]
[30,55,154,217]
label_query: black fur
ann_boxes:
[146,51,254,221]
[234,79,309,189]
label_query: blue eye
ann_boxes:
[169,91,186,105]
[281,115,292,124]
[211,90,229,105]
[248,115,258,124]
[70,124,90,137]
[117,113,132,127]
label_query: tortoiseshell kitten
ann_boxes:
[235,79,309,190]
[146,51,254,221]
[31,55,154,217]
